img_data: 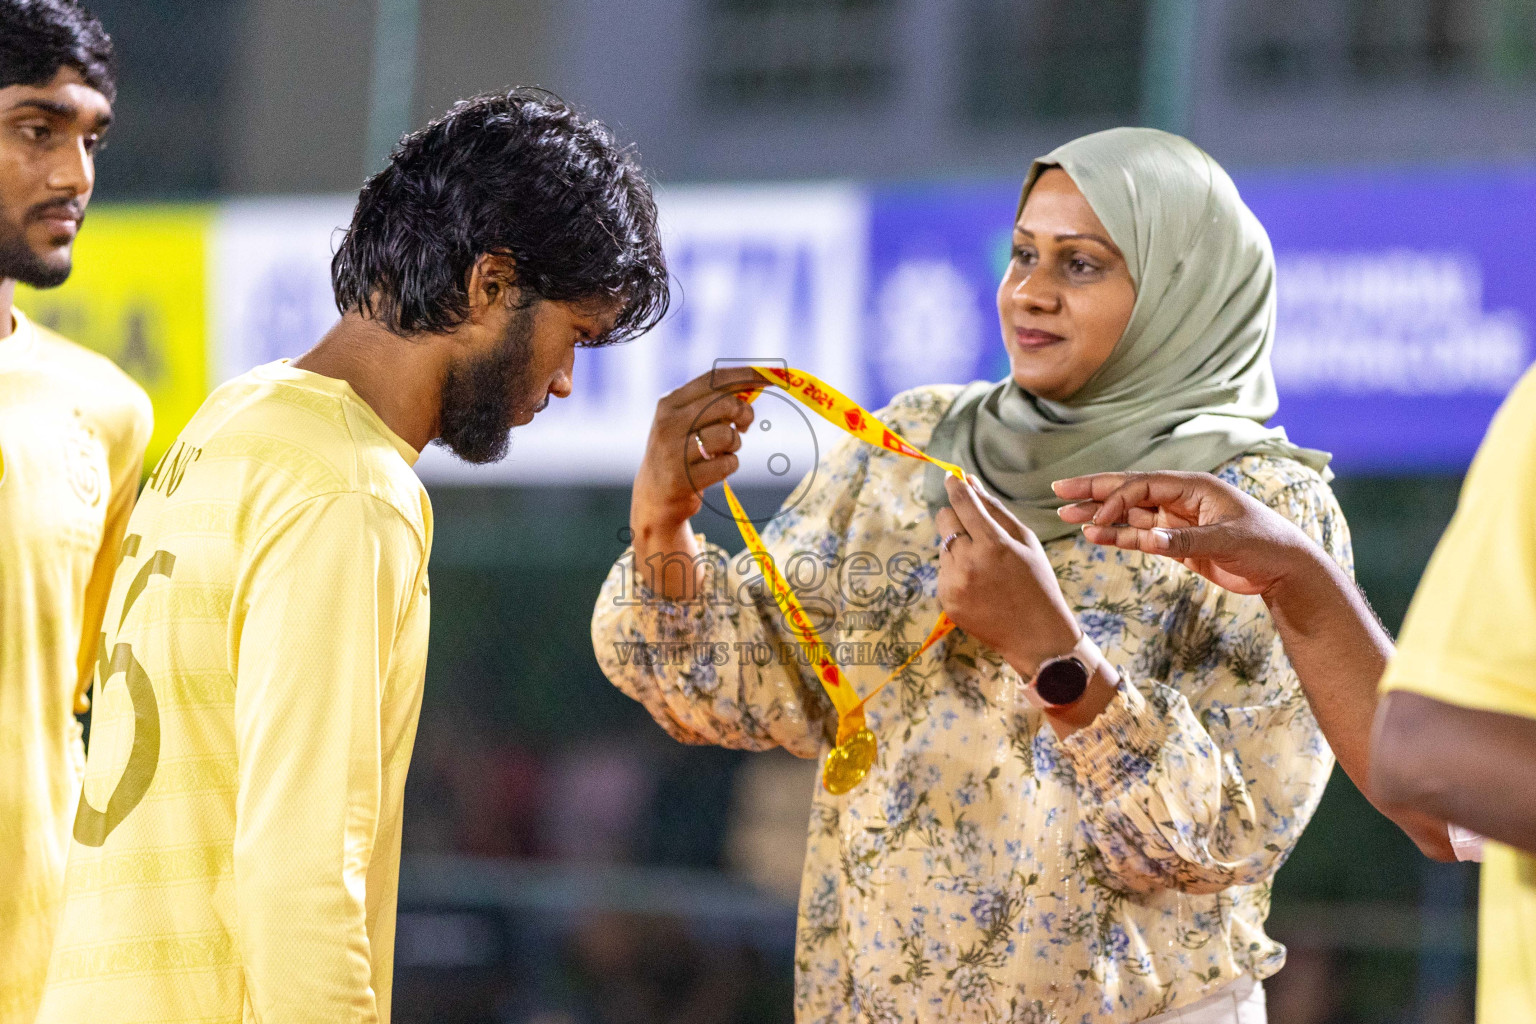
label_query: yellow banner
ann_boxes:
[17,205,212,471]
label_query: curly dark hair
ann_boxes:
[0,0,115,103]
[332,88,669,345]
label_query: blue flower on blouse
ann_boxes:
[971,889,1009,928]
[1032,732,1059,774]
[1080,610,1125,646]
[886,779,916,821]
[1107,925,1131,959]
[908,562,938,593]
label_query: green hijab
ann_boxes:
[923,127,1330,542]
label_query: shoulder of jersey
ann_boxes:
[30,321,153,428]
[343,403,430,529]
[221,372,427,524]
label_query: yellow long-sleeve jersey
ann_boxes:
[0,309,151,1024]
[37,361,433,1024]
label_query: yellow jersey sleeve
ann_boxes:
[231,490,423,1022]
[1381,364,1536,720]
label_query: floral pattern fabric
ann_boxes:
[591,385,1346,1023]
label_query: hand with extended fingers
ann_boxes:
[1052,470,1317,598]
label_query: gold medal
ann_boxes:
[821,727,878,795]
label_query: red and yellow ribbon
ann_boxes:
[723,366,964,793]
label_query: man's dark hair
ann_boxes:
[0,0,115,103]
[332,88,669,345]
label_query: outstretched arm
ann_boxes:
[1053,471,1456,861]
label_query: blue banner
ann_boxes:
[864,169,1536,473]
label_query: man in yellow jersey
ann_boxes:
[36,89,668,1022]
[0,5,152,1021]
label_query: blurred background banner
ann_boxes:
[26,168,1535,478]
[210,196,356,386]
[1251,167,1536,472]
[863,170,1536,472]
[195,184,870,485]
[16,206,211,469]
[864,181,1017,400]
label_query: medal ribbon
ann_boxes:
[720,366,965,793]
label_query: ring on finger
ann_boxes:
[940,531,964,553]
[695,433,712,461]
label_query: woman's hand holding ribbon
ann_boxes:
[630,368,760,599]
[937,474,1121,736]
[935,474,1080,679]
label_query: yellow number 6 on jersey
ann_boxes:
[74,539,173,847]
[73,643,161,846]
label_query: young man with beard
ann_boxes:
[37,90,668,1023]
[0,5,153,1021]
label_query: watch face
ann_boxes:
[1036,656,1089,706]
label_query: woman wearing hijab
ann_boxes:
[592,128,1340,1023]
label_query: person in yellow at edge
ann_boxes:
[0,4,152,1021]
[1367,362,1536,1021]
[35,89,669,1024]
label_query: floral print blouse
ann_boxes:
[591,385,1346,1023]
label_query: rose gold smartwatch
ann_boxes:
[1027,633,1106,709]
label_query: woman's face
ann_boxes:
[997,167,1136,402]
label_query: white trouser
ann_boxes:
[1139,976,1266,1024]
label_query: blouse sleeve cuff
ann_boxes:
[1057,681,1170,804]
[634,576,707,622]
[626,535,730,628]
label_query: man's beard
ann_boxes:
[0,199,79,288]
[435,304,538,464]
